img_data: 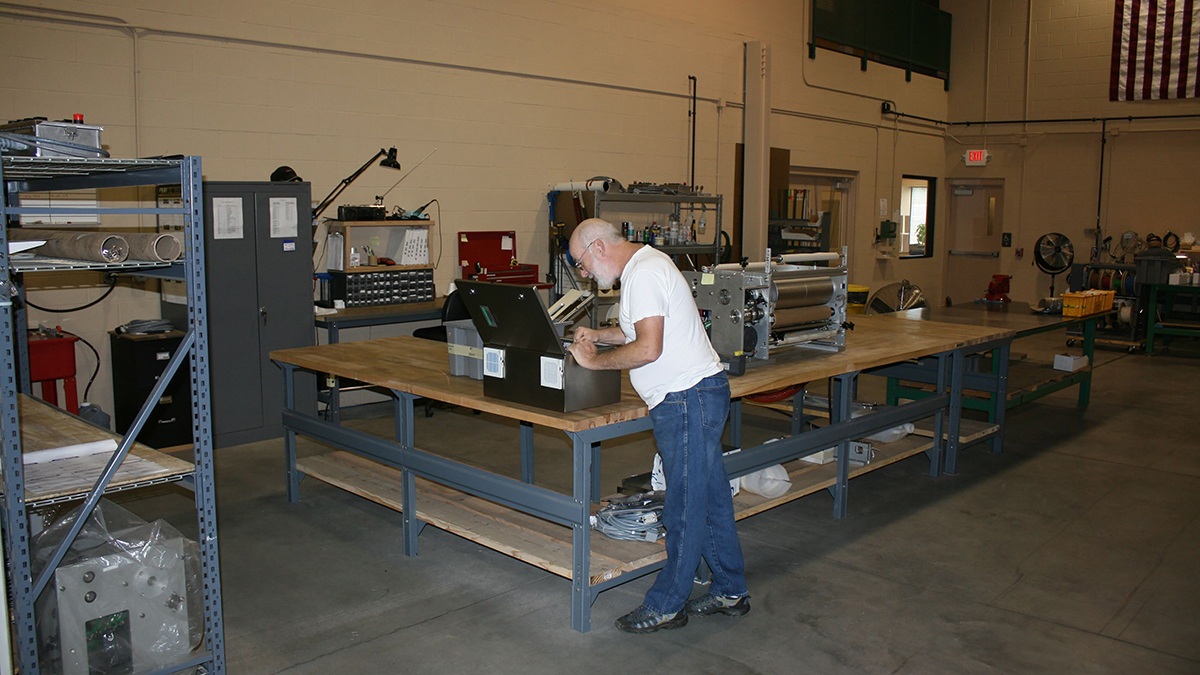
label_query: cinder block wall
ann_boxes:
[944,0,1200,304]
[2,0,951,417]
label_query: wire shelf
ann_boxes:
[11,255,173,273]
[1,156,182,180]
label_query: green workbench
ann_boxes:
[881,302,1112,422]
[1145,283,1200,353]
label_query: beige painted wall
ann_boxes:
[943,0,1200,303]
[3,0,953,415]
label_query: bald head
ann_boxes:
[568,218,640,289]
[572,218,624,250]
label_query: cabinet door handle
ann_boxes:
[260,306,268,324]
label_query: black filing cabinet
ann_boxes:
[110,331,192,449]
[163,181,317,448]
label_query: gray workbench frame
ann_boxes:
[314,301,444,423]
[277,334,1009,632]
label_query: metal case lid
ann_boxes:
[455,280,565,356]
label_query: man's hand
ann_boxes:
[572,324,625,346]
[573,326,600,344]
[567,338,598,369]
[567,316,663,371]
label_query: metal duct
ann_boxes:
[9,229,128,263]
[125,233,182,262]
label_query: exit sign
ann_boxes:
[964,149,990,166]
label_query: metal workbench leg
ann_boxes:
[520,421,535,484]
[943,349,966,475]
[831,373,854,519]
[791,389,805,437]
[328,377,342,424]
[395,392,423,557]
[730,399,743,448]
[283,364,303,502]
[1146,286,1159,353]
[992,343,1009,454]
[885,375,899,407]
[569,432,594,632]
[927,353,947,476]
[987,347,1000,424]
[1079,319,1095,406]
[591,442,602,503]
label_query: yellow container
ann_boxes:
[1062,290,1115,316]
[847,284,869,314]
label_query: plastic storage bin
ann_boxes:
[446,319,483,380]
[1061,290,1115,316]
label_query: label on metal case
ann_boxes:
[447,343,483,360]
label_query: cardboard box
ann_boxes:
[1053,354,1089,372]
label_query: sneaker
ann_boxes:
[614,605,688,634]
[685,593,751,617]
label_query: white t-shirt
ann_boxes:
[619,245,722,409]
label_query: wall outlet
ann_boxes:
[1002,233,1012,247]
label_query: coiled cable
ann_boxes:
[590,491,666,542]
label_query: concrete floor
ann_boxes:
[122,335,1200,674]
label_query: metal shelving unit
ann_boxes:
[592,191,724,266]
[0,156,225,674]
[549,191,724,324]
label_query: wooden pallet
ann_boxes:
[910,417,998,444]
[297,434,934,585]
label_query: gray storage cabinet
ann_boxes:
[165,181,316,447]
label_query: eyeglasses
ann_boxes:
[574,240,598,270]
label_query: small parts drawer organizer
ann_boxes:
[322,219,434,307]
[332,268,434,308]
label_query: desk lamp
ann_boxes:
[311,147,402,220]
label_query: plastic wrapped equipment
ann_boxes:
[31,499,203,675]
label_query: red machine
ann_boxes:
[984,274,1012,303]
[27,329,80,414]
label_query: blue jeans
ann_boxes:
[642,373,748,614]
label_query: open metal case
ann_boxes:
[455,280,621,412]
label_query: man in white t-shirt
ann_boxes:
[567,218,749,634]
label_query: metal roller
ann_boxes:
[773,306,834,331]
[125,232,182,262]
[8,228,128,263]
[771,275,834,308]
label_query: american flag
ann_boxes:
[1110,0,1200,101]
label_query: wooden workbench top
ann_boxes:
[314,297,445,324]
[271,315,1012,431]
[888,302,1115,334]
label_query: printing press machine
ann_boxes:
[685,250,849,375]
